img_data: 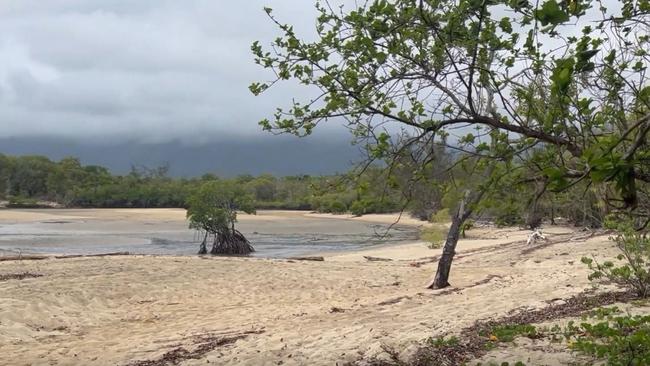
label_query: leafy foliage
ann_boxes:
[252,0,650,227]
[0,154,422,215]
[186,181,256,255]
[427,335,459,347]
[186,180,255,235]
[582,220,650,297]
[420,224,447,249]
[480,324,539,343]
[560,308,650,365]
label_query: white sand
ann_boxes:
[0,209,619,365]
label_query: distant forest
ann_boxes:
[0,153,406,214]
[0,152,608,229]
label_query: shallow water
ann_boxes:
[0,209,419,258]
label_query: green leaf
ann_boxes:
[535,0,570,26]
[499,17,513,33]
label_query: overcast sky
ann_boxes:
[0,1,341,144]
[0,1,619,175]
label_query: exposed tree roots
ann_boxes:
[210,229,254,255]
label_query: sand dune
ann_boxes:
[0,210,619,365]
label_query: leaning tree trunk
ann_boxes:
[210,229,255,255]
[427,189,485,289]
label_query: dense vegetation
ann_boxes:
[0,153,407,213]
[0,152,619,230]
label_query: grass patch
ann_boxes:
[427,335,459,347]
[430,208,450,223]
[420,224,447,249]
[480,324,539,343]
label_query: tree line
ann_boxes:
[0,153,418,214]
[0,152,614,232]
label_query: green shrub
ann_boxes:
[581,220,650,298]
[349,198,399,216]
[562,310,650,365]
[327,200,347,214]
[431,208,450,223]
[349,200,366,216]
[428,335,459,347]
[480,324,539,343]
[421,225,446,249]
[7,196,42,208]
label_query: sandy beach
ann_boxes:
[0,209,620,365]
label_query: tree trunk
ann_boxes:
[198,232,208,254]
[427,189,484,289]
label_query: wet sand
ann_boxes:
[0,209,619,365]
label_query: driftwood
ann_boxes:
[0,255,48,262]
[0,272,43,281]
[0,252,130,262]
[363,256,393,262]
[288,256,325,261]
[54,251,131,259]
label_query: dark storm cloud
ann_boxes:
[0,1,334,142]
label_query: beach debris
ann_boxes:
[288,256,324,261]
[0,272,43,281]
[330,306,346,313]
[0,251,131,262]
[363,256,392,262]
[0,254,48,262]
[409,256,440,268]
[54,251,131,259]
[377,296,411,306]
[126,330,264,366]
[398,290,638,366]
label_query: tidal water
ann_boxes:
[0,209,419,258]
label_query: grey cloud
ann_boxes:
[0,1,330,142]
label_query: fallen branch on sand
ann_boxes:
[126,330,264,366]
[377,296,411,306]
[53,251,131,259]
[288,256,325,261]
[428,275,504,296]
[0,252,131,262]
[0,272,43,281]
[0,255,48,262]
[364,256,393,262]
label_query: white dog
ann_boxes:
[527,228,547,245]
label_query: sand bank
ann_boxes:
[0,210,620,365]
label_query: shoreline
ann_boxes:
[0,209,616,365]
[0,209,423,258]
